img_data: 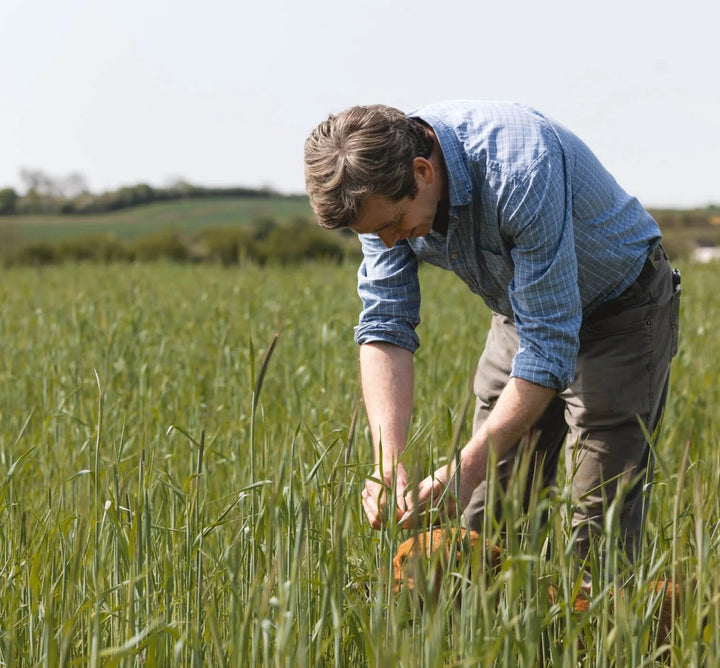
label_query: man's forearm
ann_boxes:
[420,377,556,513]
[359,342,414,468]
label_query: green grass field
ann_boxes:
[0,259,718,665]
[2,196,314,243]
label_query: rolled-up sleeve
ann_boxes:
[354,234,422,352]
[502,152,582,390]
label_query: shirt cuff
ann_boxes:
[510,351,572,391]
[354,324,420,353]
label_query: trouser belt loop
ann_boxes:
[648,243,668,271]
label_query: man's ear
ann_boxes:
[412,156,434,186]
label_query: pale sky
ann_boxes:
[1,0,718,209]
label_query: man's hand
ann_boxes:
[397,466,464,528]
[397,472,444,528]
[399,464,474,528]
[361,462,409,529]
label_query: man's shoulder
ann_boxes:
[414,101,562,184]
[411,100,546,130]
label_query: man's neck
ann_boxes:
[430,133,449,200]
[432,198,450,235]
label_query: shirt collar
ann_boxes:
[410,111,472,208]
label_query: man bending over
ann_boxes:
[304,101,680,582]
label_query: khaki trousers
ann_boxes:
[463,246,681,579]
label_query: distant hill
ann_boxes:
[2,195,314,243]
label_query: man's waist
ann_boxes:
[585,244,668,321]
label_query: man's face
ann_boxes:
[348,154,444,249]
[349,192,438,249]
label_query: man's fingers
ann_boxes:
[361,489,382,529]
[362,478,407,530]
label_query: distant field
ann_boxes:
[1,196,314,243]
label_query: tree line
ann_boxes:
[0,169,295,216]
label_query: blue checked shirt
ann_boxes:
[354,101,661,390]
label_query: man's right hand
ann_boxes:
[361,462,409,529]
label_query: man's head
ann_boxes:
[304,104,435,231]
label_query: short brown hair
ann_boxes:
[304,105,434,229]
